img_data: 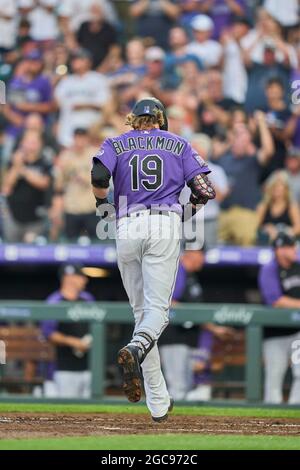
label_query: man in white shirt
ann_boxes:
[58,0,118,31]
[186,14,223,69]
[264,0,299,27]
[222,17,250,104]
[55,48,111,147]
[28,0,60,42]
[0,0,17,52]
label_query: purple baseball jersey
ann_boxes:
[93,129,211,218]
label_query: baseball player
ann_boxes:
[91,97,215,421]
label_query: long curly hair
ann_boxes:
[125,109,165,130]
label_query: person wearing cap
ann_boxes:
[54,48,111,147]
[186,14,223,68]
[129,0,180,50]
[41,264,95,398]
[3,49,53,150]
[286,147,300,206]
[50,128,99,240]
[259,232,300,403]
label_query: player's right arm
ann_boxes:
[91,139,116,208]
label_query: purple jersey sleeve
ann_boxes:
[93,138,117,175]
[183,143,211,183]
[259,260,283,306]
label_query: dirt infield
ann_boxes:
[1,413,300,439]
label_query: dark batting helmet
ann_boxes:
[131,97,168,131]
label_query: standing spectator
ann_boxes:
[50,128,98,240]
[218,112,274,246]
[208,0,247,39]
[42,264,94,399]
[259,231,300,404]
[261,78,294,175]
[129,0,180,50]
[186,14,223,68]
[286,147,300,206]
[54,48,111,147]
[58,0,118,32]
[0,0,17,53]
[180,133,229,248]
[76,4,118,70]
[222,16,250,104]
[256,170,300,244]
[3,50,53,159]
[2,130,52,243]
[28,0,60,44]
[263,0,299,29]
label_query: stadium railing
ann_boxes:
[0,302,300,403]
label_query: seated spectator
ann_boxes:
[76,3,118,70]
[2,130,52,243]
[286,147,300,206]
[3,50,53,163]
[50,128,98,241]
[259,231,300,404]
[256,170,300,244]
[218,111,274,246]
[186,14,223,68]
[129,0,180,50]
[42,263,94,398]
[54,48,111,147]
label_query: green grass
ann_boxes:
[0,434,300,450]
[1,403,300,419]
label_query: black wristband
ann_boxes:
[95,197,108,208]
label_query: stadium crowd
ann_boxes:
[0,0,299,246]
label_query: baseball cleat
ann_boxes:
[118,345,143,403]
[152,397,174,423]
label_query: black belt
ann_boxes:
[126,209,170,217]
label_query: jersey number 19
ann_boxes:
[129,154,163,192]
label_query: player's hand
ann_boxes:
[211,326,236,341]
[68,337,90,353]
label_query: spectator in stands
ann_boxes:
[260,78,294,177]
[3,50,53,162]
[129,0,180,50]
[256,170,300,244]
[259,231,300,404]
[263,0,299,30]
[0,0,17,53]
[14,113,60,164]
[26,0,60,44]
[167,105,193,139]
[58,0,118,33]
[2,130,52,243]
[197,68,238,137]
[186,14,223,68]
[42,263,94,398]
[50,128,98,240]
[222,16,250,104]
[286,147,300,206]
[54,48,111,147]
[76,3,118,70]
[218,111,274,246]
[165,26,203,88]
[180,133,229,248]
